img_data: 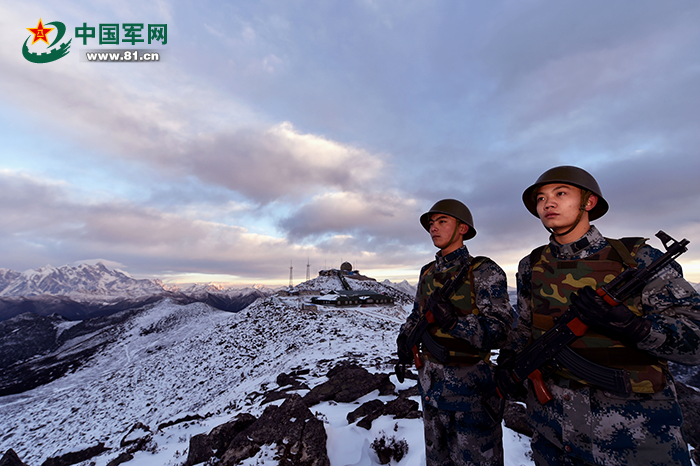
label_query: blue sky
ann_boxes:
[2,1,700,286]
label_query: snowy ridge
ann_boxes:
[0,295,533,465]
[163,282,271,299]
[0,262,165,298]
[0,262,275,302]
[381,279,416,298]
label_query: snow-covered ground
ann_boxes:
[0,295,533,465]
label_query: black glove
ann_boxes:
[571,286,651,343]
[494,350,527,401]
[396,333,413,364]
[426,289,458,331]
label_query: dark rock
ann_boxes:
[503,401,532,437]
[209,413,257,453]
[347,395,421,430]
[157,414,203,431]
[105,452,133,466]
[261,390,293,405]
[0,449,29,466]
[185,413,257,466]
[276,372,297,387]
[398,383,419,398]
[120,422,151,447]
[221,439,260,465]
[185,434,213,466]
[384,396,420,419]
[303,362,390,406]
[40,442,109,466]
[676,382,700,448]
[270,371,311,400]
[220,394,329,466]
[347,400,384,424]
[357,415,376,430]
[377,374,396,396]
[692,448,700,466]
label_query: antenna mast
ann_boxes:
[289,260,293,288]
[306,257,310,281]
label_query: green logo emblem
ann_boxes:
[23,19,71,64]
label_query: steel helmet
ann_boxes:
[420,199,476,240]
[522,166,609,220]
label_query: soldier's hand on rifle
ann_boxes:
[426,289,458,331]
[494,350,527,400]
[571,286,652,343]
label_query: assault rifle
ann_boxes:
[395,263,471,383]
[485,231,689,416]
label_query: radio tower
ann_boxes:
[306,257,310,282]
[289,260,293,288]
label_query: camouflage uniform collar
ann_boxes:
[548,225,607,260]
[434,245,471,272]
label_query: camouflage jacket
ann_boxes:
[510,225,700,363]
[401,245,513,411]
[509,226,700,465]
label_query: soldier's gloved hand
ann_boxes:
[426,290,458,331]
[571,286,652,343]
[396,333,413,364]
[494,350,527,400]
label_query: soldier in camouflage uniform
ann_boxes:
[502,166,700,465]
[397,199,513,466]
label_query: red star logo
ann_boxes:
[27,19,54,46]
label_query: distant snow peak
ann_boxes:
[381,279,416,297]
[72,259,128,272]
[0,262,165,298]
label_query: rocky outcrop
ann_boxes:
[221,395,329,466]
[0,449,29,466]
[185,413,256,466]
[347,395,421,430]
[186,362,420,465]
[39,443,109,466]
[302,362,395,406]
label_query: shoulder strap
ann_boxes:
[420,261,436,278]
[605,237,645,268]
[529,245,547,267]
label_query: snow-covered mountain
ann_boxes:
[381,279,416,298]
[0,262,274,322]
[0,290,536,466]
[0,262,165,298]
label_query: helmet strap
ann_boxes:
[546,189,592,238]
[447,220,463,246]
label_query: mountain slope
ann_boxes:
[0,295,415,465]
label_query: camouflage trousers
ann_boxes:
[527,378,691,466]
[422,403,503,466]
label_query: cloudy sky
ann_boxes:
[2,1,700,286]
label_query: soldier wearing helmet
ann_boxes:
[500,166,700,465]
[397,199,513,466]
